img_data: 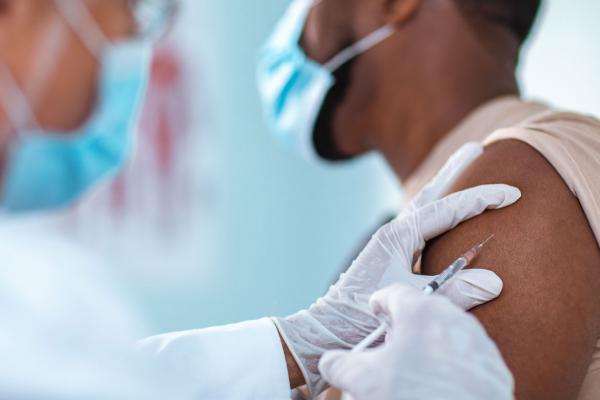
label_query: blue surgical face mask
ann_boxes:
[1,41,151,212]
[0,1,151,212]
[257,0,394,161]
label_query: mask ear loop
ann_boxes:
[0,64,42,136]
[0,0,109,142]
[323,24,395,72]
[24,18,71,111]
[0,15,69,137]
[53,0,110,59]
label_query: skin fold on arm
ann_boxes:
[420,140,600,400]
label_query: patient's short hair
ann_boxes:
[456,0,542,44]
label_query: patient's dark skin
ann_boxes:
[303,0,518,175]
[421,140,600,399]
[300,0,600,398]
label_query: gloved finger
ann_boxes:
[435,268,503,310]
[384,184,519,267]
[409,142,484,210]
[415,183,520,242]
[319,349,374,395]
[401,273,436,289]
[385,268,503,310]
[369,283,436,323]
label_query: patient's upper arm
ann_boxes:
[420,140,600,399]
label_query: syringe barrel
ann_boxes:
[430,256,468,291]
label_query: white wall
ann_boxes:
[520,0,600,117]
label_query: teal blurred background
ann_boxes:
[152,0,400,329]
[70,0,400,333]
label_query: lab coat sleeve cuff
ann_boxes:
[138,318,291,400]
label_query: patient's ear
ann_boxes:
[384,0,422,25]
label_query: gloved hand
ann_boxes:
[272,143,521,397]
[319,284,514,400]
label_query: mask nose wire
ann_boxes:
[323,24,395,72]
[53,0,109,59]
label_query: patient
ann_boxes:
[295,0,600,398]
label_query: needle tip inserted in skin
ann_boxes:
[480,234,495,248]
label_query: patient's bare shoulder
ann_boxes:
[421,139,600,399]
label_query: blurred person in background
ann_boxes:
[0,0,521,399]
[259,0,600,399]
[0,0,184,398]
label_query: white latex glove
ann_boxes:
[273,143,521,397]
[319,284,514,400]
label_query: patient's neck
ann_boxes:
[371,25,521,182]
[377,83,519,182]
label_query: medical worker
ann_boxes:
[0,1,517,399]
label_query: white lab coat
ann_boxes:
[0,214,292,399]
[139,319,291,399]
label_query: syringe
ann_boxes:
[351,234,494,353]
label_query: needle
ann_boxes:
[351,234,495,353]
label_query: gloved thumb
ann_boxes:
[319,349,373,395]
[436,268,503,310]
